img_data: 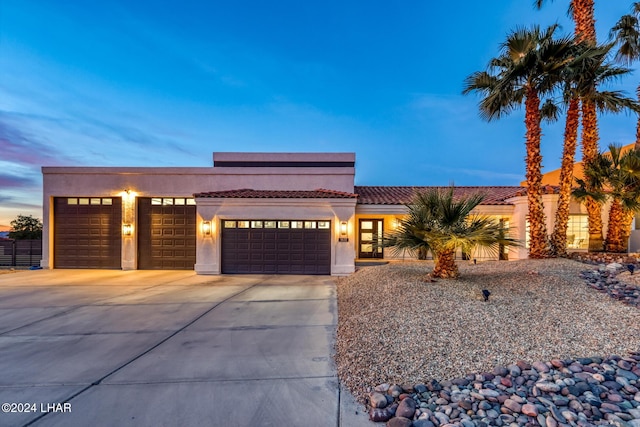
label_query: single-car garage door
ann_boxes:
[221,220,331,275]
[138,197,196,270]
[54,197,122,268]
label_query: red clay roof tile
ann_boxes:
[194,188,358,199]
[354,186,527,205]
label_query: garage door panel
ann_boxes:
[138,198,196,270]
[54,197,122,269]
[222,221,330,275]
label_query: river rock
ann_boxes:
[396,397,416,419]
[370,392,388,408]
[536,382,561,393]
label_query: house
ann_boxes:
[40,152,609,275]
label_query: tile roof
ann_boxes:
[194,188,358,199]
[194,186,558,205]
[354,186,528,205]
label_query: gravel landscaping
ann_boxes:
[335,258,640,425]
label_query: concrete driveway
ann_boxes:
[0,270,367,427]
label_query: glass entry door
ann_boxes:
[359,219,383,258]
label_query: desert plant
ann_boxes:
[383,187,519,279]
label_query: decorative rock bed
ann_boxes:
[347,259,640,426]
[368,353,640,427]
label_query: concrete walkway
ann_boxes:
[0,270,368,427]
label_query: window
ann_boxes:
[223,220,331,230]
[567,215,588,249]
[69,197,113,205]
[152,197,195,206]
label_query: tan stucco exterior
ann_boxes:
[41,153,357,275]
[42,151,617,274]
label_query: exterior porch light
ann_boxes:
[339,221,348,242]
[122,223,133,236]
[202,220,212,236]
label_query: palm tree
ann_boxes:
[536,0,604,252]
[574,144,640,252]
[463,25,574,258]
[611,3,640,149]
[535,0,596,43]
[383,188,519,279]
[550,43,638,255]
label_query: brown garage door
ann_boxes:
[221,220,331,275]
[138,197,196,270]
[54,197,122,269]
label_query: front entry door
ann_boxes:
[359,219,383,258]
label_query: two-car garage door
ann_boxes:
[221,220,331,275]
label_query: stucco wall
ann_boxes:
[195,198,357,276]
[41,152,357,272]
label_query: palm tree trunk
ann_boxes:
[606,199,625,252]
[621,210,635,253]
[525,88,548,258]
[636,84,640,150]
[572,0,597,44]
[581,97,604,252]
[573,0,602,252]
[551,97,580,256]
[432,248,458,278]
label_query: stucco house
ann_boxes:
[41,152,608,275]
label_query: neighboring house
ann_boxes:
[40,152,607,275]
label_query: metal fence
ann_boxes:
[0,239,42,267]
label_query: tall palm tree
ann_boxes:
[536,0,604,251]
[550,43,638,256]
[383,188,519,279]
[574,144,640,252]
[611,3,640,149]
[463,25,574,258]
[535,0,596,44]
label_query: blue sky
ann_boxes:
[0,1,638,229]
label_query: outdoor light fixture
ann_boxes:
[339,221,348,242]
[202,220,212,236]
[122,224,133,236]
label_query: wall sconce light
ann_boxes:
[339,221,348,242]
[123,223,133,236]
[202,220,212,236]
